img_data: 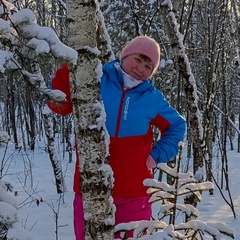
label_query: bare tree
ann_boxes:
[43,109,66,194]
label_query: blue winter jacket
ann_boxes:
[101,60,186,198]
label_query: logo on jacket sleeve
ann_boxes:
[123,96,130,120]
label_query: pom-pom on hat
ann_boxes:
[120,36,161,74]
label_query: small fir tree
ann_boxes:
[115,145,235,239]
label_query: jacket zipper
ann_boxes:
[115,88,129,138]
[115,83,141,137]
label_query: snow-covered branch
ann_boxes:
[21,69,66,102]
[9,9,78,64]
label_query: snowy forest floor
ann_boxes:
[1,137,240,240]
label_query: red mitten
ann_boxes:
[48,63,73,115]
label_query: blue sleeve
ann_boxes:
[150,92,186,164]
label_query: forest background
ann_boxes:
[0,0,240,239]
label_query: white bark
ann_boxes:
[67,1,114,239]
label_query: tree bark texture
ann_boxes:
[67,1,114,239]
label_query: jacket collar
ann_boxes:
[103,59,154,92]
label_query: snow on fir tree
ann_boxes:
[115,145,235,239]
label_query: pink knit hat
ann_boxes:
[120,36,161,74]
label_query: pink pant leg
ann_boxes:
[73,193,84,240]
[114,196,151,239]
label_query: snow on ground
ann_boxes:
[1,138,240,240]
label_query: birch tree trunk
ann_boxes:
[67,1,114,239]
[160,2,205,174]
[43,111,65,194]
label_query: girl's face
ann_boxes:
[121,54,153,80]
